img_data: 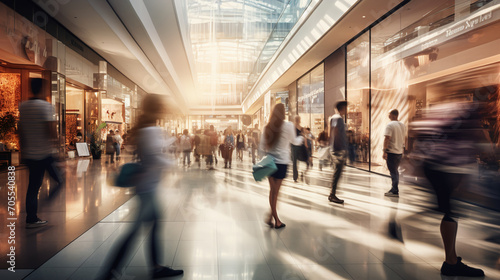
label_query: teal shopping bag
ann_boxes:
[252,155,278,182]
[115,162,143,187]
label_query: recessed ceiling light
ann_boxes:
[362,16,366,18]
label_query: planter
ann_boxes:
[91,150,102,159]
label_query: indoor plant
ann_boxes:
[89,122,107,159]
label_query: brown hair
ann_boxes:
[389,109,399,117]
[264,103,285,149]
[129,94,168,144]
[135,94,168,129]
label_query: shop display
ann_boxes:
[0,73,21,150]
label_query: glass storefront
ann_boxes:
[51,72,66,157]
[346,33,370,169]
[65,84,85,149]
[297,63,325,138]
[344,0,500,176]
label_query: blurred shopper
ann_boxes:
[114,129,123,162]
[223,128,235,168]
[193,130,202,166]
[251,124,260,164]
[347,130,356,164]
[317,124,330,171]
[236,130,246,161]
[260,103,302,229]
[200,129,213,169]
[291,115,303,182]
[410,101,494,277]
[99,94,183,280]
[328,101,348,204]
[306,127,315,167]
[383,109,406,197]
[19,78,65,228]
[180,129,192,167]
[209,125,219,166]
[105,130,116,164]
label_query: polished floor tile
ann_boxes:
[4,156,500,279]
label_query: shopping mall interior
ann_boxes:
[0,0,499,279]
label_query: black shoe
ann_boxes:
[384,190,399,197]
[275,223,286,229]
[153,266,184,278]
[441,257,484,277]
[328,195,344,204]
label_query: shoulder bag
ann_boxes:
[252,154,277,182]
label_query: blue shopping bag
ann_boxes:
[252,155,277,182]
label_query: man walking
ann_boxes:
[19,78,65,228]
[329,101,348,204]
[383,109,406,197]
[209,125,218,169]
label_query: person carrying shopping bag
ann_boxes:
[260,103,303,229]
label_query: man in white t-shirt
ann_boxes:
[19,78,65,228]
[383,109,406,197]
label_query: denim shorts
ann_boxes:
[271,164,288,179]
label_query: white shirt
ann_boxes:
[259,122,302,164]
[19,99,56,160]
[384,120,406,154]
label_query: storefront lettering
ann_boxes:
[23,36,43,62]
[446,11,493,38]
[446,25,465,37]
[480,11,493,22]
[421,39,438,50]
[297,89,321,102]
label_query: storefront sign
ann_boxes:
[376,3,500,67]
[297,88,321,102]
[0,3,52,66]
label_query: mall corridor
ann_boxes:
[1,155,499,280]
[1,0,500,279]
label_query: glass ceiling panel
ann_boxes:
[186,0,312,107]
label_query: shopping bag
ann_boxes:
[297,144,309,162]
[318,146,330,160]
[115,162,143,187]
[252,155,277,182]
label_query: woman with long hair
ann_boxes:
[260,103,302,229]
[99,94,183,279]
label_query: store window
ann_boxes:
[297,63,325,138]
[369,0,500,175]
[346,32,370,169]
[66,84,85,149]
[51,72,66,157]
[0,72,21,153]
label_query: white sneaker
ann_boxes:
[26,219,48,228]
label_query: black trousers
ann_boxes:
[103,192,161,277]
[331,151,346,196]
[25,156,63,223]
[291,145,300,181]
[386,153,403,193]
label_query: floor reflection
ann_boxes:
[1,156,499,280]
